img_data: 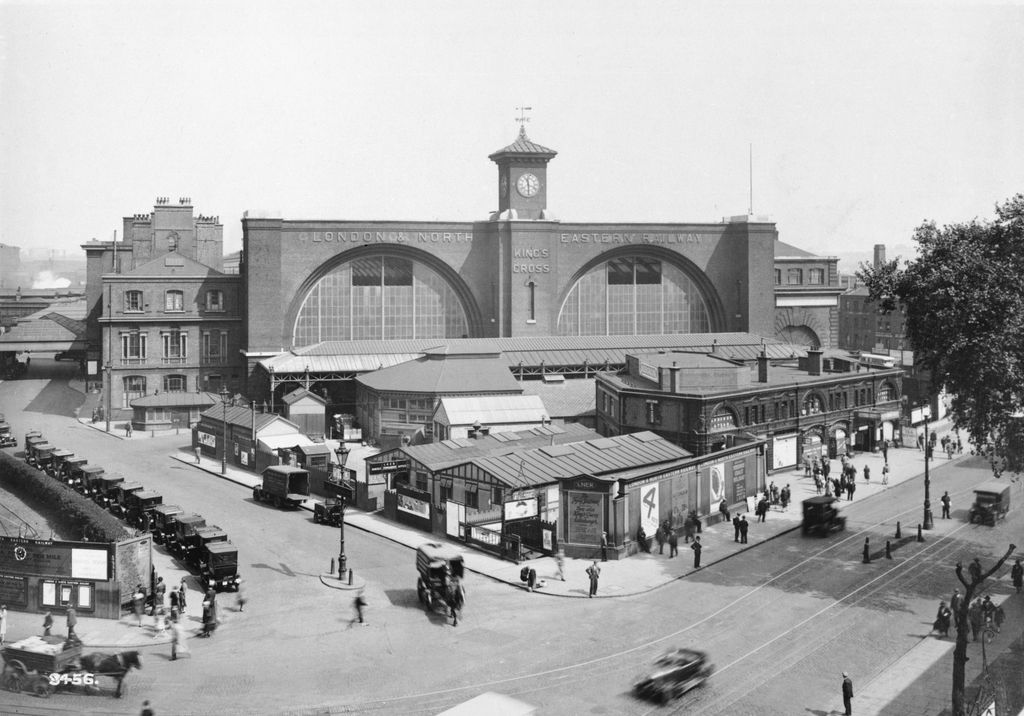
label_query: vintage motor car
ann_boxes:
[801,495,847,536]
[633,648,714,702]
[968,481,1011,526]
[0,421,17,448]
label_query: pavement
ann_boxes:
[7,416,1020,714]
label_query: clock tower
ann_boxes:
[488,127,557,220]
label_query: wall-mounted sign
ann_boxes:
[369,460,410,475]
[397,492,430,519]
[197,431,216,448]
[503,497,538,521]
[0,537,112,580]
[567,492,604,544]
[0,574,28,606]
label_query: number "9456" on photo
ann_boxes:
[48,672,96,686]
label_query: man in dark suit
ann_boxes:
[732,514,741,542]
[842,672,854,715]
[691,536,702,568]
[739,515,749,544]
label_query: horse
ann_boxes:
[445,578,465,627]
[79,650,143,698]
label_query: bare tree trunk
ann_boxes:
[951,544,1016,716]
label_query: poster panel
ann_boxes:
[708,463,725,506]
[567,492,603,544]
[772,434,798,470]
[504,498,539,521]
[639,483,660,535]
[397,492,430,519]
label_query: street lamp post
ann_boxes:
[104,361,112,433]
[922,402,934,530]
[219,385,231,475]
[335,443,350,580]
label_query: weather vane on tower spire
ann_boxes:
[515,105,532,136]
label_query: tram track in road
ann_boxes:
[290,495,987,715]
[666,522,974,716]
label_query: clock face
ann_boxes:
[516,173,540,198]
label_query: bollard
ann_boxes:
[862,538,871,564]
[917,524,924,542]
[885,540,892,559]
[348,569,353,586]
[895,521,902,539]
[330,558,335,575]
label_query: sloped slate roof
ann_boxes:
[281,387,327,406]
[118,251,223,277]
[377,423,598,471]
[435,395,547,426]
[199,405,300,432]
[464,431,693,489]
[356,354,523,394]
[775,240,818,258]
[519,379,596,418]
[131,391,220,408]
[488,128,557,159]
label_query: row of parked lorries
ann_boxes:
[18,429,241,593]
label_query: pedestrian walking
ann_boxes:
[691,536,702,569]
[178,581,188,611]
[169,587,179,612]
[66,607,78,642]
[0,604,7,645]
[863,465,870,483]
[780,484,790,511]
[655,524,665,554]
[140,700,155,716]
[170,613,189,660]
[994,603,1005,632]
[969,557,983,583]
[950,589,962,614]
[586,561,600,598]
[968,599,983,641]
[881,463,889,486]
[636,525,649,553]
[881,440,889,462]
[862,538,871,564]
[841,672,854,715]
[718,498,731,522]
[43,610,53,636]
[739,515,749,544]
[755,497,767,522]
[153,608,167,638]
[349,589,368,626]
[155,576,166,611]
[847,480,856,501]
[932,601,952,637]
[555,548,566,581]
[236,581,247,612]
[133,584,146,626]
[1011,559,1023,594]
[668,530,679,557]
[941,491,951,519]
[600,531,608,562]
[732,514,741,542]
[125,422,132,438]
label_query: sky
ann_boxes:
[2,0,1022,266]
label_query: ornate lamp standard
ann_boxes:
[219,385,231,475]
[335,443,351,580]
[921,401,934,530]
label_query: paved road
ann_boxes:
[2,357,1022,715]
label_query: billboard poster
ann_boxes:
[0,537,112,580]
[708,463,725,507]
[567,492,603,544]
[397,492,430,519]
[503,497,538,521]
[639,483,660,535]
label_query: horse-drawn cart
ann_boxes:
[416,542,466,625]
[1,636,141,699]
[1,636,84,698]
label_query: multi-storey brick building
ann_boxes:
[838,244,909,356]
[83,198,243,417]
[595,347,903,469]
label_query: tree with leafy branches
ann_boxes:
[858,194,1024,475]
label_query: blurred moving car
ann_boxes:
[633,648,714,702]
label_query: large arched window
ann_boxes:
[293,256,469,346]
[557,256,711,336]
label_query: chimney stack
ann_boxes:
[757,350,769,383]
[711,339,718,355]
[807,347,823,376]
[669,361,681,392]
[873,244,886,268]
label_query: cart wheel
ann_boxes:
[32,676,53,698]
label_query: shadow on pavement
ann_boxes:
[22,378,85,417]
